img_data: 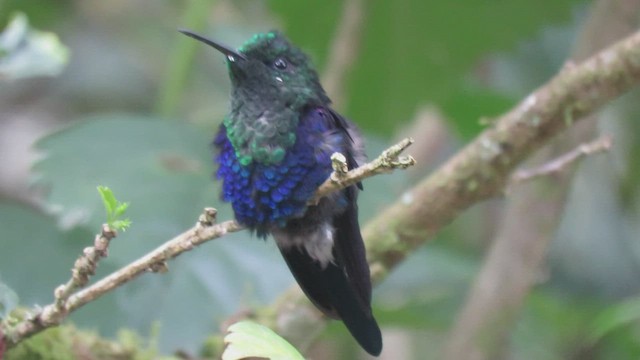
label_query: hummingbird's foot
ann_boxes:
[330,152,349,181]
[197,207,218,228]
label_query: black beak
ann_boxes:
[178,29,247,61]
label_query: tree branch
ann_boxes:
[445,1,640,358]
[249,28,640,351]
[5,22,640,358]
[510,134,612,184]
[364,27,640,278]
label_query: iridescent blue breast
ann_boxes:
[214,107,347,236]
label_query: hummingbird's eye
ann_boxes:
[273,57,288,70]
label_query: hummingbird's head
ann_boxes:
[180,29,329,108]
[180,29,332,165]
[180,30,330,108]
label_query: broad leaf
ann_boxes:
[0,12,68,80]
[589,297,640,343]
[223,320,304,360]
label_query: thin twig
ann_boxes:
[1,140,415,349]
[67,226,114,294]
[310,138,416,204]
[510,135,612,184]
[44,224,117,323]
[3,224,117,344]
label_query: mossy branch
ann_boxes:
[4,25,640,359]
[244,28,640,351]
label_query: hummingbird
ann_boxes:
[180,29,382,356]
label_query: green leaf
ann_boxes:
[588,297,640,343]
[112,219,132,231]
[0,12,69,80]
[114,203,129,218]
[0,281,19,319]
[96,186,131,231]
[97,186,116,212]
[222,320,305,360]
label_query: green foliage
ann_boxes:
[155,0,216,118]
[5,324,178,360]
[3,1,640,359]
[269,0,581,137]
[97,186,132,231]
[0,0,71,27]
[115,323,180,360]
[441,86,516,139]
[222,320,304,360]
[200,334,225,358]
[0,12,68,80]
[589,296,640,345]
[6,327,76,360]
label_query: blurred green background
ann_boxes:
[2,0,640,359]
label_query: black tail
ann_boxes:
[276,187,382,356]
[278,246,382,356]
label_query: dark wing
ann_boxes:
[276,107,381,355]
[325,109,370,305]
[330,184,381,355]
[278,245,339,317]
[332,185,372,309]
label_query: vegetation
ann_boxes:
[2,1,640,359]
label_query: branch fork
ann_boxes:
[510,135,613,185]
[309,137,416,204]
